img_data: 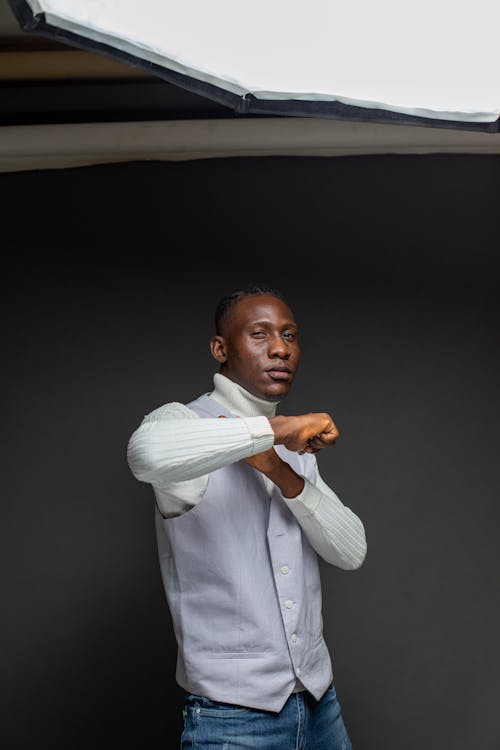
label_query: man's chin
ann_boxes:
[262,386,290,403]
[264,393,284,403]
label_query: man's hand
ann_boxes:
[269,413,339,454]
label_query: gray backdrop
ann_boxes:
[2,154,499,749]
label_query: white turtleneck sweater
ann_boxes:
[127,373,366,571]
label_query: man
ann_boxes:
[127,283,367,749]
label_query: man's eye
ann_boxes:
[251,331,266,337]
[283,332,296,341]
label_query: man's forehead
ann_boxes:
[234,295,296,323]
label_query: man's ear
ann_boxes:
[210,335,227,364]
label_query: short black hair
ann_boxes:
[214,283,289,334]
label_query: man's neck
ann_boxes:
[209,373,278,419]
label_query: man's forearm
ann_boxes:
[284,473,367,570]
[127,413,274,485]
[128,406,339,487]
[259,457,305,498]
[252,450,367,570]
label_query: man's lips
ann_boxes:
[266,366,292,381]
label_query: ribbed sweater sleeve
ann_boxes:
[126,402,274,514]
[284,458,367,570]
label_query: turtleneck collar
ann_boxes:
[209,372,278,418]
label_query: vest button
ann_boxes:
[285,599,294,609]
[280,565,289,575]
[296,668,302,676]
[291,633,298,643]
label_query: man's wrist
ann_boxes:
[268,415,290,445]
[264,458,305,499]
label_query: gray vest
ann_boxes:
[154,393,333,712]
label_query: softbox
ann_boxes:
[8,0,500,132]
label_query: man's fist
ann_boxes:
[269,413,339,454]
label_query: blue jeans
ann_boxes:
[180,682,353,749]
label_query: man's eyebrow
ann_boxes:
[249,320,298,329]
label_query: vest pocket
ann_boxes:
[206,650,269,658]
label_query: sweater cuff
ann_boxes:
[282,477,322,519]
[240,416,275,453]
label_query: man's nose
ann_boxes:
[268,334,290,358]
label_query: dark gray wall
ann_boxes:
[2,154,499,749]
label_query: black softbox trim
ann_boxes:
[8,0,500,133]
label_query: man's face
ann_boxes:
[211,294,301,401]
